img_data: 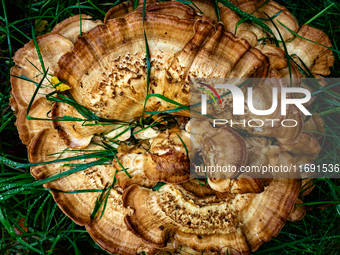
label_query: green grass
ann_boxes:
[0,0,340,254]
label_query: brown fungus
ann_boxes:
[9,1,335,254]
[123,152,300,254]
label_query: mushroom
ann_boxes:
[106,0,333,79]
[114,126,191,186]
[243,68,286,128]
[133,125,160,140]
[218,0,298,46]
[10,1,335,254]
[239,0,298,42]
[255,45,287,70]
[123,153,300,254]
[51,11,278,148]
[113,144,157,190]
[52,102,115,149]
[190,119,266,194]
[52,13,216,148]
[105,1,215,24]
[10,33,73,114]
[244,136,280,186]
[279,131,321,156]
[104,0,158,22]
[28,128,159,255]
[245,136,280,168]
[303,112,325,139]
[179,179,236,204]
[17,97,52,146]
[9,93,23,116]
[104,125,131,141]
[114,148,158,190]
[287,199,306,222]
[143,126,191,183]
[251,105,303,144]
[285,25,334,77]
[51,14,103,43]
[190,119,247,178]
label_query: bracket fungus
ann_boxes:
[29,128,159,255]
[123,152,300,254]
[9,0,333,254]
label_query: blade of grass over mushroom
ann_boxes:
[259,10,284,22]
[132,116,174,136]
[90,170,117,220]
[278,20,340,54]
[140,0,152,127]
[11,74,40,87]
[214,0,221,22]
[23,70,84,122]
[264,12,292,83]
[26,159,108,187]
[174,0,204,14]
[107,126,132,141]
[290,55,316,78]
[192,166,208,186]
[299,179,316,196]
[113,154,132,178]
[235,2,279,35]
[252,0,270,14]
[0,150,113,169]
[23,71,129,124]
[77,0,82,36]
[99,171,118,219]
[46,188,105,194]
[48,93,100,121]
[176,134,188,157]
[91,185,108,220]
[152,182,166,191]
[30,22,46,74]
[235,16,249,35]
[26,57,53,82]
[143,94,190,115]
[218,0,273,35]
[1,159,110,193]
[190,2,204,14]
